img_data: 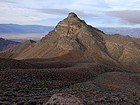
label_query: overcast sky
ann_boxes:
[1,0,140,27]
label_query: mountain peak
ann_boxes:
[68,12,78,19]
[41,12,104,41]
[67,12,81,22]
[40,12,112,62]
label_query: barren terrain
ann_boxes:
[0,58,140,105]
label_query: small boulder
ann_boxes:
[44,93,84,105]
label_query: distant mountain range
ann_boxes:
[0,24,53,34]
[99,27,140,38]
[0,24,140,38]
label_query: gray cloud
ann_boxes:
[0,0,10,2]
[0,0,16,3]
[107,10,140,25]
[37,8,98,17]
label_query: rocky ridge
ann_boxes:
[0,12,140,71]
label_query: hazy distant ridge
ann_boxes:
[99,27,140,38]
[0,24,140,38]
[0,24,53,34]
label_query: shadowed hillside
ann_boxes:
[0,38,19,51]
[0,40,36,59]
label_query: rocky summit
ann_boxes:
[0,12,140,71]
[40,12,117,65]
